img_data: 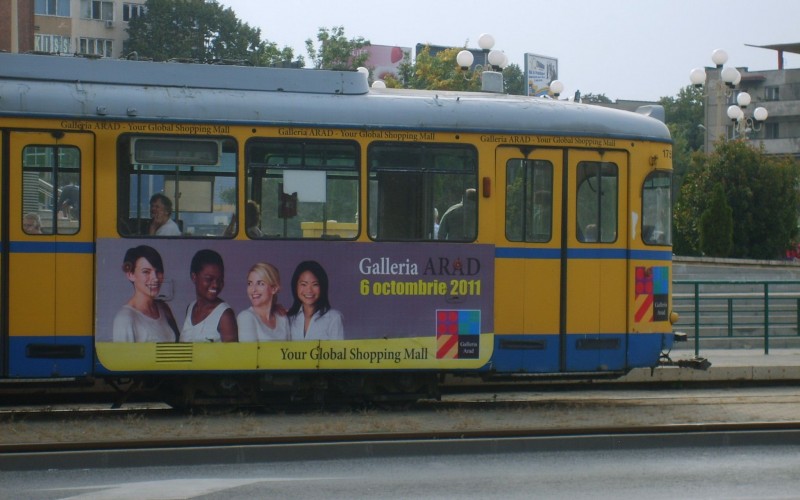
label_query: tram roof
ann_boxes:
[0,53,671,143]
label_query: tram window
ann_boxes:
[246,139,359,239]
[117,135,237,238]
[368,143,477,242]
[576,162,618,243]
[21,145,81,235]
[505,159,553,242]
[642,172,672,245]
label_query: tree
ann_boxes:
[580,93,612,104]
[699,183,733,257]
[502,63,525,95]
[674,139,800,259]
[305,26,369,70]
[660,85,705,152]
[380,46,522,94]
[654,85,705,253]
[125,0,299,66]
[398,45,481,91]
[381,51,414,88]
[660,85,704,197]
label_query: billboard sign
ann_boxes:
[525,53,559,96]
[356,44,411,80]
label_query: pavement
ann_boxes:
[622,347,800,383]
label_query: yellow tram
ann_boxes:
[0,53,675,402]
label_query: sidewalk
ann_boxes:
[622,348,800,383]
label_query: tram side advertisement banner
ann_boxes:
[95,239,494,371]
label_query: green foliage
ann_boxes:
[124,0,299,66]
[660,85,705,248]
[406,45,481,91]
[699,183,733,257]
[674,139,800,259]
[383,48,521,94]
[660,85,705,152]
[381,51,414,88]
[580,93,612,104]
[502,64,525,95]
[305,26,369,70]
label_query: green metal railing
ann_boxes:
[672,280,800,355]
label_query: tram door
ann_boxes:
[565,149,628,372]
[6,131,95,377]
[495,147,564,372]
[0,132,4,377]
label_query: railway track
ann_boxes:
[4,420,800,455]
[3,386,800,455]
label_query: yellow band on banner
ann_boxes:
[96,335,494,372]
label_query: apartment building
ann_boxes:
[4,0,147,59]
[703,43,800,158]
[0,0,35,53]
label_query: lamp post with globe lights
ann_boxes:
[456,33,509,92]
[726,91,768,139]
[456,34,564,96]
[690,49,768,151]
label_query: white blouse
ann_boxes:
[289,309,344,341]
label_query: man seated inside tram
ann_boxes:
[148,193,181,236]
[438,188,477,241]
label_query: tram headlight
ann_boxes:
[669,311,679,325]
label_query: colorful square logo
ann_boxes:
[436,309,480,359]
[635,266,669,322]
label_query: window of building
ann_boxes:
[765,122,780,139]
[245,139,359,239]
[123,3,146,21]
[764,86,779,101]
[642,172,672,245]
[22,146,81,235]
[726,124,737,141]
[80,0,113,21]
[117,136,237,238]
[34,34,71,54]
[35,0,70,16]
[368,143,477,242]
[576,161,618,243]
[78,38,113,57]
[505,159,553,242]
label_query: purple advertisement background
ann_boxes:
[95,239,494,342]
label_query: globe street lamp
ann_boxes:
[726,90,768,138]
[690,49,768,147]
[456,33,509,92]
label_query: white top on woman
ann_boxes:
[237,307,289,342]
[180,301,232,342]
[289,309,344,341]
[112,304,176,342]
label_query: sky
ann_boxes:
[219,0,800,102]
